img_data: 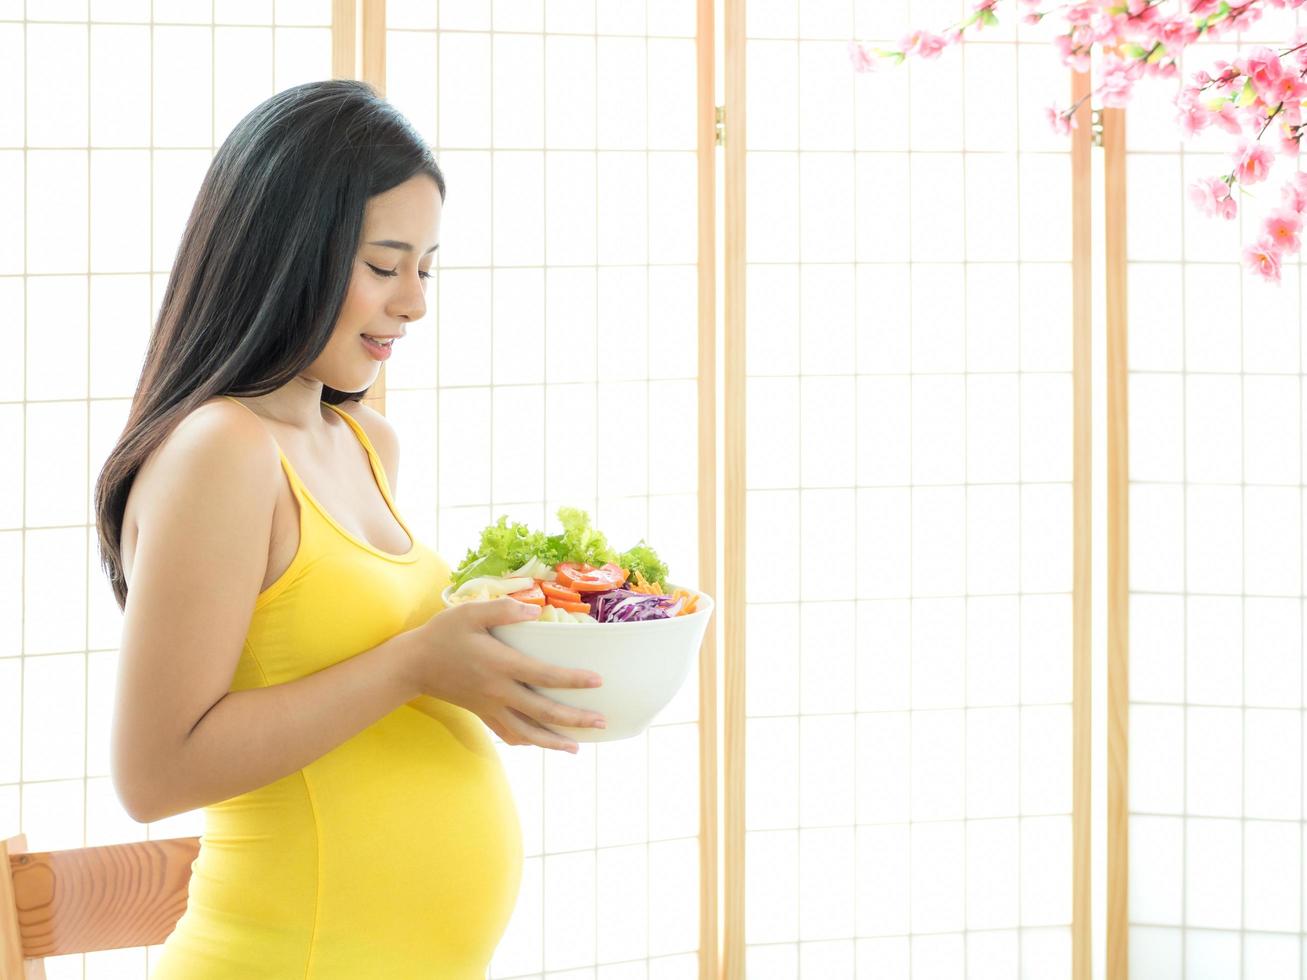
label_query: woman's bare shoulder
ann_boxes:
[129,399,281,524]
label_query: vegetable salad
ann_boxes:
[445,507,701,624]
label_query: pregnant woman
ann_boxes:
[92,79,607,977]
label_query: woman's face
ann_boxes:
[308,173,443,392]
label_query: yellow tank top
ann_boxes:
[149,396,523,979]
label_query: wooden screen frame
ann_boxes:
[1103,103,1130,980]
[1072,66,1094,980]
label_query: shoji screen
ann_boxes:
[379,2,706,977]
[0,3,333,976]
[1121,8,1307,977]
[735,1,1082,975]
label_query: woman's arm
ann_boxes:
[111,402,422,824]
[139,630,424,822]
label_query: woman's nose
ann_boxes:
[391,273,426,322]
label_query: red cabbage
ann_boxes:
[584,588,685,623]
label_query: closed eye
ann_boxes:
[367,262,432,281]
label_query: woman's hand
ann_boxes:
[405,597,607,753]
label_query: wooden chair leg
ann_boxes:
[1,836,46,980]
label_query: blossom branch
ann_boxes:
[849,0,1307,281]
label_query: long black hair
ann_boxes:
[94,78,445,609]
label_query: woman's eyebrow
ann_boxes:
[368,239,439,254]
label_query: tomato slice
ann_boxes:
[600,562,629,586]
[508,583,546,606]
[553,562,592,589]
[541,581,583,603]
[556,562,628,592]
[547,596,592,613]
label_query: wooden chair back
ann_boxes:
[0,833,200,979]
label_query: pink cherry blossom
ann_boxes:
[1126,0,1162,22]
[1282,171,1307,211]
[1245,47,1284,96]
[1208,62,1241,94]
[848,41,877,74]
[1232,5,1266,30]
[1234,139,1275,184]
[1053,33,1091,73]
[1045,105,1077,136]
[1064,4,1094,25]
[1278,123,1302,156]
[900,29,949,60]
[1211,103,1244,136]
[1177,107,1207,138]
[1189,176,1226,217]
[1243,236,1284,282]
[1268,73,1307,104]
[1266,207,1303,251]
[1155,17,1200,49]
[1100,58,1134,108]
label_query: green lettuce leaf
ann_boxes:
[554,506,619,569]
[451,516,551,589]
[451,507,672,591]
[617,540,669,590]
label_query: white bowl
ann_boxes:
[440,583,714,741]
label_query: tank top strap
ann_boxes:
[321,401,397,504]
[218,395,314,500]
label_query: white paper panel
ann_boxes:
[384,9,704,978]
[1126,18,1307,977]
[743,3,1075,974]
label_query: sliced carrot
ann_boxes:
[547,596,591,613]
[541,581,583,604]
[629,569,667,596]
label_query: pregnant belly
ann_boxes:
[186,699,523,974]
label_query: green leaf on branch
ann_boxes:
[1237,78,1256,108]
[981,9,999,27]
[1122,43,1147,59]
